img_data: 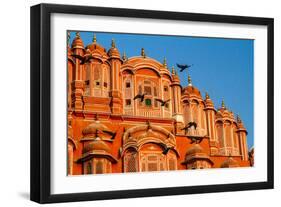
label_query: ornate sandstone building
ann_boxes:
[67,32,251,175]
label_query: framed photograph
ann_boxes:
[30,3,274,203]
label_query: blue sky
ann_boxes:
[69,31,254,149]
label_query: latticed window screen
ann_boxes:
[144,86,152,95]
[93,65,101,80]
[147,163,158,171]
[169,158,176,171]
[126,151,137,172]
[140,153,167,172]
[95,160,103,174]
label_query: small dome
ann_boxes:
[82,138,111,154]
[171,72,180,84]
[221,157,239,168]
[86,42,107,55]
[204,93,214,108]
[205,99,214,108]
[216,107,233,120]
[82,121,109,136]
[108,47,120,58]
[183,144,213,165]
[71,32,84,49]
[185,144,204,157]
[182,86,202,98]
[107,39,120,58]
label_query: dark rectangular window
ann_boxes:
[96,81,100,86]
[164,86,168,92]
[126,99,131,106]
[126,82,131,88]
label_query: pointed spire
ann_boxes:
[75,31,80,37]
[171,66,175,75]
[237,114,241,122]
[163,57,167,68]
[141,48,146,58]
[188,75,192,86]
[221,99,225,108]
[122,51,127,61]
[111,38,116,48]
[93,33,97,43]
[205,92,210,100]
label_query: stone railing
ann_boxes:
[186,128,206,137]
[219,147,240,156]
[137,109,161,118]
[124,108,134,116]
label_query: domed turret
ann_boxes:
[216,99,234,120]
[86,33,107,56]
[71,32,84,49]
[236,115,246,130]
[82,121,110,137]
[171,66,180,84]
[185,143,205,157]
[181,75,202,99]
[78,136,117,164]
[204,92,214,108]
[107,39,121,58]
[82,137,111,154]
[236,114,248,161]
[182,144,213,168]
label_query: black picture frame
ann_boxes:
[30,3,274,204]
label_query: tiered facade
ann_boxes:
[67,32,252,175]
